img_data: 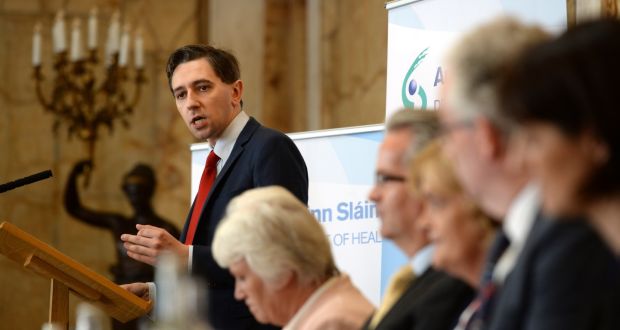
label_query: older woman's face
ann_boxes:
[418,165,488,273]
[230,258,281,325]
[516,122,603,216]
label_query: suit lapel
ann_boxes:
[202,117,260,209]
[375,268,436,329]
[180,117,261,241]
[505,213,549,279]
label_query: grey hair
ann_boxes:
[212,186,338,286]
[444,16,550,134]
[386,108,440,164]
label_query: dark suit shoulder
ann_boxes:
[246,124,299,153]
[409,269,475,330]
[488,217,618,330]
[238,117,308,204]
[373,268,474,330]
[240,117,294,146]
[526,218,614,277]
[414,269,475,305]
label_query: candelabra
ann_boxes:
[32,9,145,166]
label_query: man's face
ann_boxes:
[230,258,280,325]
[170,58,243,142]
[439,107,480,196]
[439,81,487,207]
[369,130,423,242]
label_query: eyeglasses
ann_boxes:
[375,173,406,185]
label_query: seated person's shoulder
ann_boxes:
[315,319,362,330]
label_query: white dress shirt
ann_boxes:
[493,183,540,284]
[411,244,435,276]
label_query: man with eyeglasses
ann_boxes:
[364,109,473,330]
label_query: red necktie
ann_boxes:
[456,231,510,330]
[184,150,220,244]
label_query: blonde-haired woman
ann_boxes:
[409,140,497,288]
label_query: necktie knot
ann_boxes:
[206,150,220,169]
[369,265,415,329]
[390,265,415,290]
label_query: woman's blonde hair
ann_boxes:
[409,139,496,229]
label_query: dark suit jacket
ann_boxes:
[179,117,308,329]
[486,215,620,330]
[364,267,475,330]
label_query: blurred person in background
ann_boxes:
[410,140,497,289]
[498,21,620,328]
[499,18,620,260]
[440,16,616,330]
[212,186,373,330]
[366,109,473,330]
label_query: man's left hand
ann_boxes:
[121,224,189,266]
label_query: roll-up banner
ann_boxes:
[386,0,567,119]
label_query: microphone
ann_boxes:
[0,170,53,193]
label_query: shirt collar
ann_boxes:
[212,110,249,165]
[503,182,540,247]
[410,244,435,276]
[493,182,540,283]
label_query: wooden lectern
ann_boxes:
[0,221,152,329]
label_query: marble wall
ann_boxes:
[0,0,388,329]
[321,0,387,128]
[0,0,200,329]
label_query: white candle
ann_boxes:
[88,8,98,50]
[134,28,144,68]
[32,23,42,66]
[70,19,82,61]
[105,10,120,66]
[118,24,130,66]
[52,10,66,53]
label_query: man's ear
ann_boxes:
[474,117,504,161]
[231,80,244,106]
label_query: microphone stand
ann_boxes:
[0,170,53,193]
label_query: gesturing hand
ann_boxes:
[120,224,189,266]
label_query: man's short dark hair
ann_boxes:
[165,44,241,91]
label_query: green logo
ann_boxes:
[401,48,429,110]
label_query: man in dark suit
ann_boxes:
[120,44,308,329]
[365,109,473,330]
